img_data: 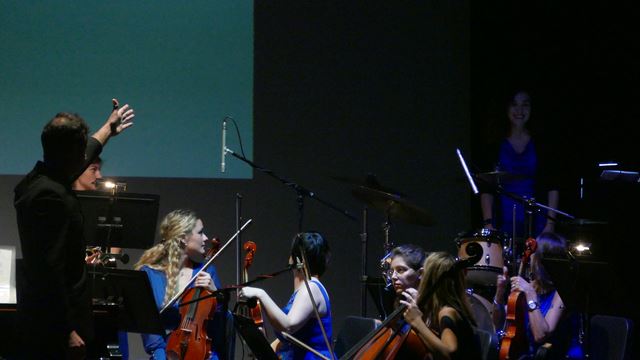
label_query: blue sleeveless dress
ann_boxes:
[527,291,584,358]
[276,279,333,360]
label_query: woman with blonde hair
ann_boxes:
[400,251,481,360]
[135,209,230,360]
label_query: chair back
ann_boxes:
[590,314,633,360]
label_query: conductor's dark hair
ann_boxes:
[291,232,330,276]
[41,112,88,163]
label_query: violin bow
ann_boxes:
[281,331,331,360]
[295,242,337,360]
[160,219,253,314]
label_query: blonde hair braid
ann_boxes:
[134,209,198,306]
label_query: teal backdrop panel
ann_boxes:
[0,1,253,178]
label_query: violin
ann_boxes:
[237,241,265,327]
[499,237,538,360]
[341,305,430,360]
[166,238,221,360]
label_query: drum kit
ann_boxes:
[337,169,585,323]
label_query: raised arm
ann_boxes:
[91,98,135,146]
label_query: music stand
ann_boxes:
[364,276,394,319]
[77,191,160,249]
[88,267,164,335]
[542,256,632,318]
[233,314,278,360]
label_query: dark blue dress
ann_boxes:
[275,279,333,360]
[495,139,546,238]
[526,291,584,359]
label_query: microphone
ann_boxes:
[221,118,227,173]
[454,242,483,270]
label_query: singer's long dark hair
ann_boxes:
[416,252,476,329]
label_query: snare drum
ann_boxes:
[455,228,508,286]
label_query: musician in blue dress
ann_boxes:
[134,209,233,360]
[493,232,584,359]
[479,88,560,239]
[240,232,332,360]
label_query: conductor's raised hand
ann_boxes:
[108,98,134,136]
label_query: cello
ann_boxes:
[237,241,265,327]
[499,237,537,360]
[343,304,431,360]
[165,239,221,360]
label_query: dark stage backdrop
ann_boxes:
[0,2,472,358]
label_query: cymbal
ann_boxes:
[476,171,530,184]
[331,174,407,197]
[351,186,434,226]
[559,218,609,226]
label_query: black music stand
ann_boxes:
[77,191,160,249]
[542,256,632,318]
[88,267,164,335]
[233,314,278,360]
[364,276,394,319]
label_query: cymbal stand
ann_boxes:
[379,212,395,288]
[360,206,368,317]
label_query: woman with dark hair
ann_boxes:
[386,244,427,309]
[400,252,482,360]
[239,232,332,360]
[493,231,584,359]
[479,88,560,239]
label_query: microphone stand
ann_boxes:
[224,148,357,231]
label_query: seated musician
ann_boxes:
[239,232,332,360]
[388,244,427,305]
[400,251,482,360]
[493,232,584,359]
[134,209,233,360]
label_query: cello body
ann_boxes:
[343,305,431,360]
[237,241,265,327]
[353,321,431,360]
[166,286,217,360]
[166,244,220,360]
[499,290,528,359]
[499,237,537,360]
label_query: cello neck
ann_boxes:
[340,304,407,359]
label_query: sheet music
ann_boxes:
[0,246,16,303]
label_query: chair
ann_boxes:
[589,314,633,360]
[333,316,378,358]
[474,327,499,360]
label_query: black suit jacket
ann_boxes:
[14,138,102,341]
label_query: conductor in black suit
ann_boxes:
[14,99,134,359]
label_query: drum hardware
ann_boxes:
[351,185,434,288]
[330,173,407,198]
[336,175,433,316]
[455,228,508,287]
